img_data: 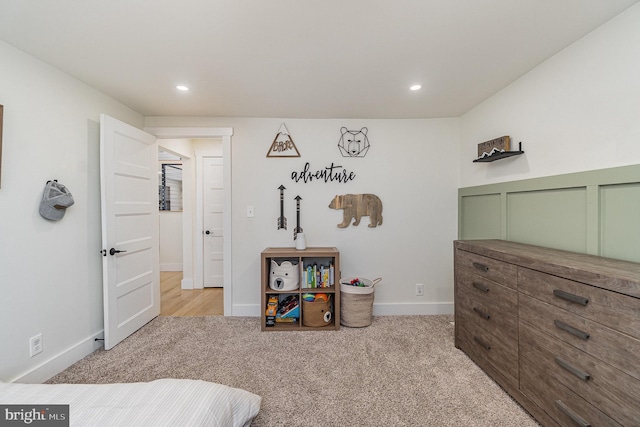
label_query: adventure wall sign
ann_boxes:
[291,162,356,184]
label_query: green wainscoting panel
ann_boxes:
[459,194,501,239]
[458,164,640,261]
[507,188,587,253]
[600,183,640,263]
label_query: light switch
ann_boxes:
[247,206,255,217]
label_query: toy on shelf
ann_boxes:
[276,295,300,323]
[302,293,329,302]
[265,295,278,327]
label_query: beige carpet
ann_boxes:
[48,316,539,426]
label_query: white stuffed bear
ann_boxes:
[270,260,300,291]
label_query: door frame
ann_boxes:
[145,126,233,316]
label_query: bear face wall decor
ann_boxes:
[338,127,370,157]
[329,193,383,228]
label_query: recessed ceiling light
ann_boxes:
[176,85,189,91]
[410,84,422,91]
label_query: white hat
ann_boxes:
[39,180,74,221]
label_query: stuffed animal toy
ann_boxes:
[270,260,300,291]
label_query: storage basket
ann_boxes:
[302,298,332,327]
[340,277,381,328]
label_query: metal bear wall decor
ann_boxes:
[338,127,370,157]
[328,193,383,228]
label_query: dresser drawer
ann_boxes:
[456,269,518,317]
[456,249,517,289]
[458,315,518,384]
[456,274,518,347]
[521,355,622,427]
[520,293,640,381]
[520,322,640,426]
[518,267,640,340]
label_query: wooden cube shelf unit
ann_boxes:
[261,247,340,331]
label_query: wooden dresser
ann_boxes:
[454,240,640,427]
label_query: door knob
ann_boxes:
[109,248,127,256]
[205,230,211,235]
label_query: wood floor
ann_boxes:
[160,271,223,316]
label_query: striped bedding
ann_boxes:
[0,378,261,426]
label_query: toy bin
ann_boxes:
[340,277,381,328]
[302,298,332,327]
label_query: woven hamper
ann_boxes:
[340,277,381,328]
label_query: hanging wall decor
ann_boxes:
[291,162,356,184]
[267,123,300,158]
[328,193,383,228]
[338,127,370,157]
[39,180,75,221]
[294,195,303,239]
[277,185,287,230]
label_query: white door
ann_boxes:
[202,157,224,288]
[100,114,160,350]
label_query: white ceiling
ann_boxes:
[0,0,637,119]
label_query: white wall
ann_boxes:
[145,117,461,315]
[0,40,143,382]
[459,3,640,187]
[159,212,183,271]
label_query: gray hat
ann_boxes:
[39,180,74,221]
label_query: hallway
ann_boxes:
[160,271,223,316]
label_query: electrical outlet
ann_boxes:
[30,333,43,357]
[415,283,424,296]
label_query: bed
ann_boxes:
[0,378,261,426]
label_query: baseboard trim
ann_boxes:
[231,302,454,318]
[160,263,183,271]
[373,302,454,315]
[230,304,258,317]
[13,331,104,384]
[181,278,194,290]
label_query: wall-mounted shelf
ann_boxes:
[474,142,524,163]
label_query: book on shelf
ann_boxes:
[301,262,334,288]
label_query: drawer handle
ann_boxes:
[472,282,490,293]
[554,400,591,427]
[473,335,491,350]
[553,289,589,306]
[473,306,491,320]
[555,357,591,381]
[472,262,489,272]
[554,320,590,341]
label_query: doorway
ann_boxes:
[147,126,233,316]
